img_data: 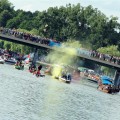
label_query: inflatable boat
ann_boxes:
[15,65,24,70]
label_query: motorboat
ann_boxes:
[50,64,72,83]
[98,76,113,93]
[5,58,17,64]
[0,57,5,64]
[58,76,71,83]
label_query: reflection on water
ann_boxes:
[0,64,120,120]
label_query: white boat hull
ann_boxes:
[0,59,5,64]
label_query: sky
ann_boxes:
[9,0,120,22]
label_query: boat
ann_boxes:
[5,58,17,64]
[0,57,5,64]
[15,65,24,70]
[98,76,113,93]
[35,72,45,77]
[58,76,71,83]
[101,76,113,85]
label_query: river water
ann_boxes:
[0,64,120,120]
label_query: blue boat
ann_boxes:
[101,76,112,85]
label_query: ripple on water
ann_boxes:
[0,64,120,120]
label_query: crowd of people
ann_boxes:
[1,47,120,93]
[77,48,120,65]
[0,27,55,45]
[0,27,120,65]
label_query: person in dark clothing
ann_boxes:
[35,65,42,76]
[36,65,45,77]
[38,65,42,70]
[29,64,36,73]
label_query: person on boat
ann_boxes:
[61,69,67,79]
[38,65,42,71]
[35,65,43,76]
[29,64,32,71]
[15,60,24,70]
[19,60,22,66]
[29,64,36,73]
[97,78,112,93]
[66,72,72,81]
[15,61,20,66]
[32,65,45,77]
[44,65,51,74]
[19,60,24,69]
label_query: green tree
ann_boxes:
[0,10,13,26]
[0,0,14,12]
[4,41,11,50]
[97,45,120,57]
[0,40,4,48]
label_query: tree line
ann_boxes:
[0,0,120,56]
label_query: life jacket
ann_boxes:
[36,70,40,75]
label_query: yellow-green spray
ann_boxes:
[46,40,82,77]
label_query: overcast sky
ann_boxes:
[9,0,120,22]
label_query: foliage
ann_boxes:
[0,0,120,55]
[97,45,120,57]
[101,66,115,77]
[0,39,33,54]
[17,28,39,35]
[0,40,4,48]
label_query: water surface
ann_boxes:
[0,64,120,120]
